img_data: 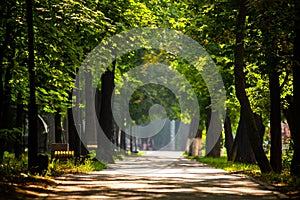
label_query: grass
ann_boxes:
[0,151,107,198]
[186,154,300,198]
[47,157,106,176]
[189,156,261,172]
[113,150,146,161]
[126,150,146,157]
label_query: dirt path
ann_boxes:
[40,151,288,199]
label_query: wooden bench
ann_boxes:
[51,143,74,160]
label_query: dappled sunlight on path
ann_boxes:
[41,151,287,199]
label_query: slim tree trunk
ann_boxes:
[26,0,38,171]
[120,130,126,151]
[99,68,115,142]
[0,2,14,130]
[129,125,133,152]
[224,115,234,160]
[68,106,80,157]
[115,125,119,147]
[233,1,272,173]
[2,48,15,131]
[269,70,282,173]
[206,109,221,158]
[193,129,202,156]
[291,0,300,176]
[55,109,62,143]
[15,99,24,158]
[69,84,88,157]
[85,70,97,147]
[98,61,115,163]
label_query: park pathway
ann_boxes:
[42,151,287,199]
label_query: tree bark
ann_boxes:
[120,130,126,151]
[0,2,14,130]
[98,61,115,163]
[291,0,300,176]
[15,99,24,158]
[55,110,62,143]
[193,129,202,156]
[224,115,234,160]
[26,0,38,171]
[233,1,272,173]
[206,109,221,158]
[68,84,88,157]
[234,110,256,164]
[68,107,80,157]
[269,70,282,173]
[129,125,133,152]
[85,70,97,147]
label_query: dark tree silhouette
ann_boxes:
[233,0,272,173]
[26,0,38,170]
[291,0,300,177]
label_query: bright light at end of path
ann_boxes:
[73,27,226,174]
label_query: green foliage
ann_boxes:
[129,83,181,124]
[47,158,106,176]
[1,0,298,186]
[0,152,28,182]
[0,128,22,141]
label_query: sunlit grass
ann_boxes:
[186,154,300,197]
[186,155,260,173]
[48,158,106,176]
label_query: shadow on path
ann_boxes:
[41,151,286,199]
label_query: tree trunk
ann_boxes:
[55,110,62,143]
[98,62,115,163]
[115,125,119,148]
[233,1,272,173]
[291,0,300,177]
[0,1,14,130]
[224,115,234,160]
[69,85,88,157]
[129,125,133,152]
[68,107,80,157]
[206,109,221,158]
[120,130,126,151]
[269,70,282,173]
[234,110,256,164]
[85,70,97,147]
[193,129,202,156]
[26,0,38,171]
[2,52,14,131]
[100,69,114,143]
[15,100,24,158]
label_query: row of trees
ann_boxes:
[0,0,299,176]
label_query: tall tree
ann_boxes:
[256,0,283,173]
[291,0,300,176]
[98,61,115,163]
[269,68,282,172]
[26,0,38,170]
[233,0,272,173]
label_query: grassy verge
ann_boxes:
[0,151,107,198]
[47,158,106,176]
[186,155,300,198]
